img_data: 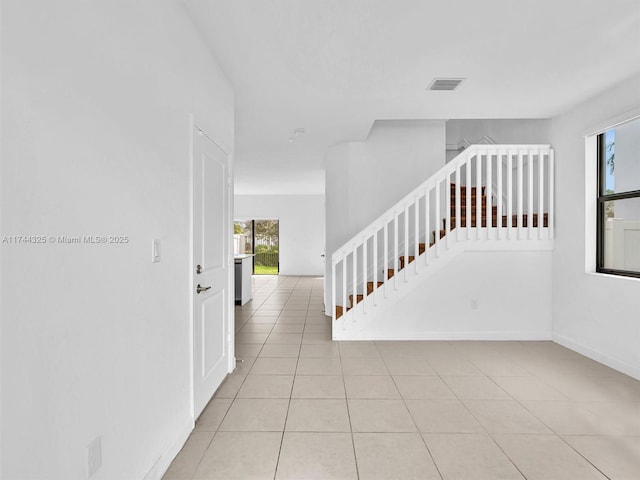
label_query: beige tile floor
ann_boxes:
[164,275,640,480]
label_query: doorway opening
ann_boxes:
[234,219,279,274]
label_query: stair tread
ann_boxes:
[398,255,416,269]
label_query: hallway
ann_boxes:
[164,276,640,479]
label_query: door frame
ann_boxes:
[188,115,235,421]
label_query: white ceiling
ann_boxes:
[184,0,640,195]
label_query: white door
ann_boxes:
[192,126,232,418]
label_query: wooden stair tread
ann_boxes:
[348,294,364,305]
[450,183,486,195]
[398,255,416,269]
[366,281,384,294]
[452,205,496,213]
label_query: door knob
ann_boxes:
[196,284,211,294]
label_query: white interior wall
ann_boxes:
[234,195,326,276]
[1,2,234,479]
[325,120,446,310]
[550,72,640,380]
[446,119,552,162]
[352,120,446,232]
[336,250,553,340]
[446,119,552,145]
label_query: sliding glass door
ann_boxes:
[234,219,279,275]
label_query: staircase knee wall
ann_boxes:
[333,249,552,340]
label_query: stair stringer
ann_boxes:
[332,230,553,341]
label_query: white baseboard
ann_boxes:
[552,333,640,381]
[333,330,552,341]
[144,417,195,480]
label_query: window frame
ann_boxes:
[596,132,640,278]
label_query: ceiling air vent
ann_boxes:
[427,78,465,91]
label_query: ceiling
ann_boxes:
[184,0,640,195]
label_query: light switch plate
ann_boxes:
[152,239,161,263]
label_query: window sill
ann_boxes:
[587,271,640,282]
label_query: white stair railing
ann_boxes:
[331,145,554,322]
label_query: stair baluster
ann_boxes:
[435,181,441,256]
[362,237,367,314]
[424,188,430,266]
[455,166,461,242]
[373,232,378,305]
[487,151,493,230]
[393,212,399,289]
[497,150,503,239]
[549,150,555,238]
[507,150,513,239]
[517,150,524,236]
[414,197,420,273]
[476,152,482,239]
[445,171,451,249]
[383,222,388,297]
[352,245,357,319]
[404,205,409,282]
[466,162,472,239]
[538,149,544,240]
[528,151,534,239]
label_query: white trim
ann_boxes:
[187,116,196,422]
[227,151,236,374]
[585,271,640,283]
[553,333,640,382]
[334,331,552,341]
[584,135,598,273]
[143,418,194,480]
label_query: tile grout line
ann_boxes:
[186,361,248,479]
[483,371,615,480]
[439,347,540,479]
[379,342,445,480]
[338,341,361,480]
[470,356,615,480]
[272,287,308,480]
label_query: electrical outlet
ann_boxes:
[86,436,102,478]
[470,298,478,310]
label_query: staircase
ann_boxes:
[331,145,554,336]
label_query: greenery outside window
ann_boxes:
[234,219,279,275]
[597,117,640,278]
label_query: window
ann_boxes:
[597,117,640,277]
